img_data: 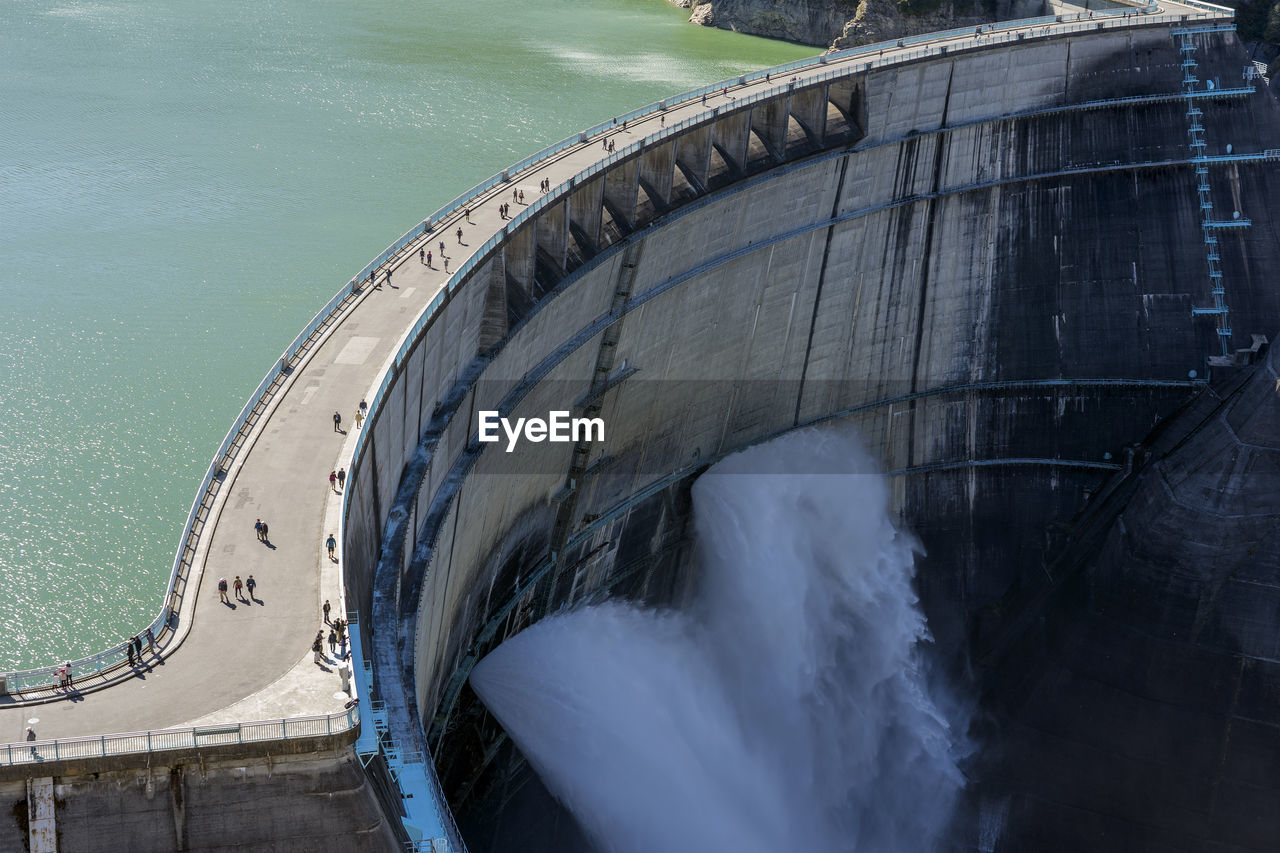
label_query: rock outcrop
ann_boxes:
[672,0,1030,50]
[672,0,857,46]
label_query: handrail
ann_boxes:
[337,4,1231,846]
[0,706,358,767]
[0,0,1231,711]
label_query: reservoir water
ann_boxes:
[0,0,813,671]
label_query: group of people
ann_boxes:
[339,399,368,434]
[51,622,157,692]
[329,468,347,492]
[312,604,349,664]
[124,628,156,668]
[217,574,257,604]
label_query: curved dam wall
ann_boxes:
[342,19,1280,851]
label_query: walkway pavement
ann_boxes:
[0,0,1224,748]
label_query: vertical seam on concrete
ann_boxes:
[1207,655,1245,822]
[542,239,645,615]
[906,63,956,468]
[794,155,851,427]
[369,437,382,552]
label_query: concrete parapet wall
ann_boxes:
[1,747,397,853]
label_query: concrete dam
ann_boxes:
[6,3,1280,852]
[330,7,1280,851]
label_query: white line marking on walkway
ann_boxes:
[400,287,416,300]
[299,384,320,406]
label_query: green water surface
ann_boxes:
[0,0,814,670]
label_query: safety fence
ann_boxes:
[0,706,357,768]
[0,0,1232,776]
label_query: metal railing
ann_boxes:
[0,706,357,767]
[339,8,1229,847]
[347,0,1241,615]
[0,0,1232,740]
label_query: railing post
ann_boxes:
[100,735,106,756]
[147,731,152,752]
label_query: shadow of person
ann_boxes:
[330,556,339,564]
[250,594,262,605]
[263,540,276,550]
[222,600,236,609]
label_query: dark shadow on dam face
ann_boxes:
[391,29,1280,853]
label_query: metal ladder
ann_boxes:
[1175,26,1251,352]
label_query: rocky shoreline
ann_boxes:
[669,0,1029,50]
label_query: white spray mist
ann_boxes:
[471,428,968,852]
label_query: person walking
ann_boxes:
[328,627,338,655]
[464,207,472,224]
[333,410,342,432]
[254,518,263,541]
[456,226,463,244]
[518,190,524,204]
[386,269,393,287]
[329,470,338,492]
[426,250,432,268]
[145,627,156,652]
[443,257,449,273]
[337,468,346,490]
[513,188,518,203]
[326,534,336,560]
[323,599,332,623]
[63,661,73,688]
[233,575,244,601]
[359,399,368,418]
[354,409,364,429]
[218,577,229,603]
[246,574,256,600]
[126,637,136,666]
[312,635,324,665]
[260,521,269,542]
[133,635,144,662]
[419,247,425,264]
